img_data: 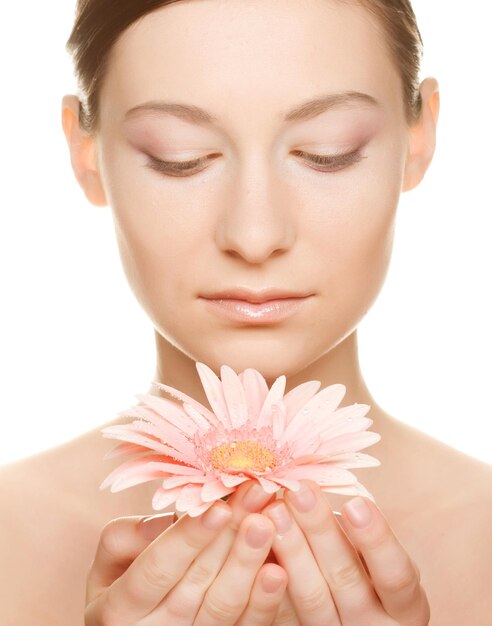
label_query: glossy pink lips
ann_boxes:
[200,296,311,323]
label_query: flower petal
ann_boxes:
[152,485,183,510]
[292,416,375,458]
[256,375,287,429]
[150,381,220,427]
[317,417,374,441]
[220,473,250,488]
[135,394,197,437]
[182,403,214,433]
[201,479,237,502]
[327,452,381,469]
[103,441,149,460]
[239,368,270,422]
[100,428,192,463]
[266,475,301,491]
[196,362,232,428]
[176,484,205,512]
[131,404,202,444]
[279,383,346,445]
[188,501,215,517]
[321,481,376,502]
[122,417,197,460]
[314,431,381,456]
[271,401,287,440]
[280,463,358,485]
[257,476,281,494]
[282,380,322,425]
[99,455,203,491]
[162,474,209,489]
[220,364,249,429]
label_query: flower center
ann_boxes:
[210,440,276,472]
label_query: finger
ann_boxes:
[194,513,275,625]
[283,481,382,622]
[333,512,372,578]
[263,498,341,625]
[88,501,232,625]
[235,563,288,626]
[272,588,302,626]
[341,496,431,625]
[148,481,277,624]
[228,480,279,527]
[86,511,177,603]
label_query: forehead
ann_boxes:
[99,0,403,128]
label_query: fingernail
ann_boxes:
[202,503,231,530]
[246,519,272,548]
[288,482,316,512]
[266,502,292,535]
[140,512,176,540]
[242,482,269,512]
[262,572,285,593]
[343,497,373,528]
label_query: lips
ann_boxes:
[200,294,312,324]
[200,287,312,304]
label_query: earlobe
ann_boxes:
[61,95,108,207]
[402,78,440,192]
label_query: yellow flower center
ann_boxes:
[210,440,275,472]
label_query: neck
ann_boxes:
[150,327,377,408]
[74,329,454,522]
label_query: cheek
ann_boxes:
[103,166,199,316]
[307,163,400,322]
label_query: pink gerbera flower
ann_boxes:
[100,362,381,517]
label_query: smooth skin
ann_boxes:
[85,480,287,625]
[84,477,430,626]
[1,0,490,624]
[263,480,430,625]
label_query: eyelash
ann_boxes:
[144,148,366,178]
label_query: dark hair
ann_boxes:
[66,0,423,135]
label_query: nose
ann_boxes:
[215,158,296,264]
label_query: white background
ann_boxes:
[0,1,490,465]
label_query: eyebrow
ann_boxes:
[123,90,381,125]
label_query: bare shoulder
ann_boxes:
[0,457,98,626]
[421,456,492,625]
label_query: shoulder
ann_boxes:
[0,458,96,625]
[424,458,492,624]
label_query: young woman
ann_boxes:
[1,0,490,624]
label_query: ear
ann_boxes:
[61,95,108,207]
[402,77,440,192]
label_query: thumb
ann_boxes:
[87,511,177,603]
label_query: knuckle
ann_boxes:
[140,551,175,590]
[98,520,126,559]
[273,607,298,625]
[295,584,328,613]
[379,567,418,594]
[327,561,364,591]
[203,591,244,621]
[185,559,214,589]
[182,527,208,552]
[305,518,327,537]
[363,528,389,551]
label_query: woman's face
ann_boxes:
[93,0,411,381]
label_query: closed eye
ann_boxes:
[144,148,366,177]
[291,148,366,172]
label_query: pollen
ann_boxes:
[210,440,276,472]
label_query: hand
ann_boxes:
[262,480,431,626]
[84,481,288,625]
